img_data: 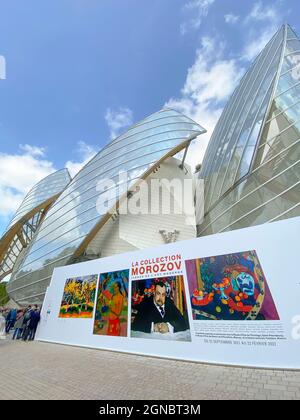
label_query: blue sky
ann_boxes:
[0,0,299,235]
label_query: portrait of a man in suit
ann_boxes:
[131,280,190,340]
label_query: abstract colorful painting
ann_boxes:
[93,269,129,337]
[185,250,279,321]
[59,274,98,318]
[131,276,191,341]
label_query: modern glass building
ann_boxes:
[4,108,205,305]
[0,169,71,282]
[5,24,298,306]
[197,24,300,236]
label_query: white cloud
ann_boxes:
[224,13,239,24]
[181,0,215,35]
[243,1,281,61]
[65,141,97,178]
[247,1,278,22]
[243,28,277,62]
[172,0,288,170]
[105,107,133,140]
[182,50,243,103]
[0,187,24,220]
[165,37,244,169]
[19,144,46,157]
[0,140,97,232]
[0,146,56,224]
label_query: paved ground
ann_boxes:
[0,337,300,400]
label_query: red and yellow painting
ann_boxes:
[185,250,279,321]
[93,269,129,337]
[59,274,98,318]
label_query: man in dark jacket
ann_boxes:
[28,306,40,341]
[5,308,17,333]
[131,282,188,334]
[21,306,32,340]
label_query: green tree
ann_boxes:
[0,282,9,306]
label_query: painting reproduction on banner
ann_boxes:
[131,276,191,341]
[185,250,280,321]
[93,269,129,337]
[59,274,98,318]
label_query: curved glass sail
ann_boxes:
[6,169,71,230]
[0,169,71,281]
[200,26,285,212]
[198,24,300,237]
[7,108,205,304]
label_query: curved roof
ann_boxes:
[6,169,72,231]
[7,108,206,303]
[200,25,288,213]
[197,24,300,236]
[0,169,71,281]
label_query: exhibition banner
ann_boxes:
[36,217,300,369]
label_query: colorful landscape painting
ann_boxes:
[185,250,280,321]
[93,269,129,337]
[59,274,98,318]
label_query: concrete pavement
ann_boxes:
[0,337,300,400]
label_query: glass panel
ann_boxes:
[255,128,300,168]
[268,97,300,122]
[275,203,300,221]
[235,163,300,223]
[236,133,258,180]
[12,108,205,291]
[273,100,300,126]
[32,155,161,238]
[220,66,278,196]
[18,235,84,273]
[202,172,300,236]
[281,53,300,74]
[255,95,300,168]
[275,82,300,110]
[284,39,300,55]
[225,182,300,232]
[201,37,281,210]
[236,82,275,181]
[49,127,200,217]
[97,122,196,161]
[287,25,298,40]
[201,69,251,178]
[199,147,300,236]
[208,40,283,209]
[117,109,199,136]
[58,131,193,194]
[276,71,300,97]
[6,169,70,229]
